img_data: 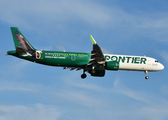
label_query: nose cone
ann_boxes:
[159,63,164,70]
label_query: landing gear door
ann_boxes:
[36,50,42,59]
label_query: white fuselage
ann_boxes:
[104,54,164,71]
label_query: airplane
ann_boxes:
[7,27,164,79]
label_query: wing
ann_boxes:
[87,35,105,67]
[63,67,82,71]
[63,35,105,73]
[62,35,106,77]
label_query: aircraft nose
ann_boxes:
[159,63,164,70]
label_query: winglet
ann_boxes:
[90,35,97,44]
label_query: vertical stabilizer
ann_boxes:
[10,27,36,56]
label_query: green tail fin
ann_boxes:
[11,27,36,51]
[10,27,36,56]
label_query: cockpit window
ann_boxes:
[155,60,159,62]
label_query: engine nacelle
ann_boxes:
[105,61,119,70]
[88,66,105,77]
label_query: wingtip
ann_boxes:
[90,34,97,44]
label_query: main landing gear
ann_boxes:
[81,73,87,79]
[144,71,149,80]
[81,70,87,79]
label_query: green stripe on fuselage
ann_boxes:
[42,51,90,67]
[8,50,91,67]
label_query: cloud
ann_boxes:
[1,0,168,30]
[138,104,168,120]
[158,51,168,67]
[61,77,168,119]
[112,79,150,103]
[111,79,168,120]
[0,60,30,78]
[0,104,62,120]
[56,45,65,52]
[1,72,168,119]
[0,0,111,28]
[62,74,149,103]
[1,0,168,46]
[61,73,105,92]
[0,80,36,92]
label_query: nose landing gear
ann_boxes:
[144,71,149,80]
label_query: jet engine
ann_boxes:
[88,66,105,77]
[105,61,119,70]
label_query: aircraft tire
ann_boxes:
[145,76,149,79]
[81,74,87,79]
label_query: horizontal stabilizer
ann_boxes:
[16,47,27,55]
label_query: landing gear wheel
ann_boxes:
[144,71,149,80]
[145,76,149,80]
[81,74,87,79]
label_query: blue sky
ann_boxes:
[0,0,168,120]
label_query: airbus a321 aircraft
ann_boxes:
[7,27,164,79]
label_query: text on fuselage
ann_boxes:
[105,55,147,64]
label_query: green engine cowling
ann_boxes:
[105,61,119,70]
[88,66,105,77]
